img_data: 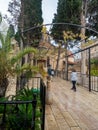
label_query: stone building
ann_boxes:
[38,39,75,72]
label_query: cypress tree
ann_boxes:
[19,0,43,47]
[87,0,98,32]
[8,0,43,47]
[51,0,82,41]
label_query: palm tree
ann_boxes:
[0,13,11,97]
[0,39,38,97]
[0,14,38,97]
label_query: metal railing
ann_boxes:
[90,75,98,92]
[56,70,98,92]
[0,77,46,130]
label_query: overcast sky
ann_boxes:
[42,0,58,24]
[0,0,58,24]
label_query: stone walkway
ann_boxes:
[5,76,98,130]
[45,77,98,130]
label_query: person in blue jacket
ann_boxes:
[47,65,52,76]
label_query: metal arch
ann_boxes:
[21,22,98,92]
[22,22,98,35]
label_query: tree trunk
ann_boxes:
[81,0,88,85]
[55,44,61,75]
[80,0,87,35]
[64,42,68,80]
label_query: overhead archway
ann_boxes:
[20,22,98,92]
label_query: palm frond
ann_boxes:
[11,47,37,65]
[0,13,2,24]
[14,64,39,75]
[0,32,4,45]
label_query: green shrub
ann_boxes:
[0,87,42,130]
[91,70,98,76]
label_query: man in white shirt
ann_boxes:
[70,69,77,92]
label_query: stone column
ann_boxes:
[81,50,87,86]
[46,76,53,105]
